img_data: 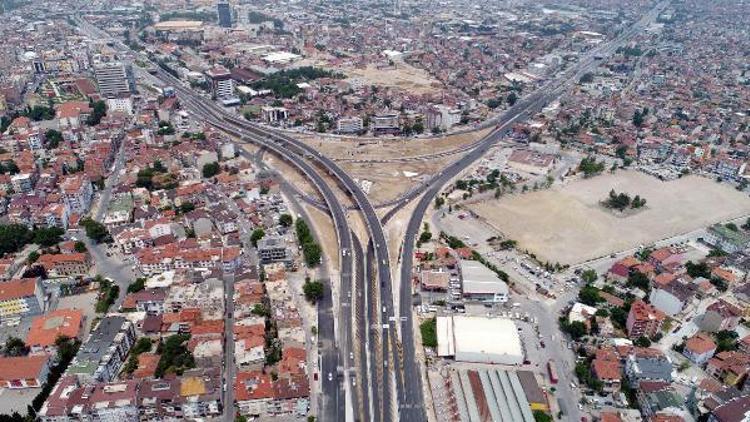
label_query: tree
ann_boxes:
[579,72,594,84]
[716,330,739,352]
[27,251,40,264]
[632,110,644,127]
[302,242,322,267]
[3,337,29,357]
[578,156,605,177]
[578,284,604,306]
[250,228,265,247]
[251,304,270,317]
[127,277,146,294]
[178,202,195,214]
[74,241,87,253]
[33,227,64,247]
[726,222,739,232]
[610,306,628,329]
[581,269,597,284]
[634,336,651,347]
[152,160,167,173]
[202,161,220,178]
[627,270,651,293]
[79,217,110,243]
[533,411,553,422]
[278,213,293,227]
[685,261,711,279]
[86,100,107,126]
[0,224,33,255]
[22,265,47,279]
[507,92,518,106]
[418,230,432,244]
[303,280,324,303]
[420,318,437,347]
[45,129,63,149]
[155,334,195,378]
[563,320,587,340]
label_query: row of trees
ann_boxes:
[0,224,65,255]
[295,218,322,267]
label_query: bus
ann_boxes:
[548,360,559,384]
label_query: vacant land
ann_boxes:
[345,63,440,94]
[298,128,492,162]
[469,171,750,265]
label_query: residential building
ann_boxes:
[706,352,750,387]
[40,376,139,421]
[649,281,697,316]
[135,246,242,275]
[336,117,364,134]
[625,352,673,387]
[683,333,717,365]
[60,174,93,215]
[701,300,743,333]
[11,173,34,193]
[121,289,166,314]
[257,236,292,267]
[710,394,750,422]
[626,300,666,339]
[261,106,288,123]
[371,112,399,134]
[234,371,310,418]
[705,225,750,254]
[593,355,622,393]
[106,97,134,115]
[67,316,136,382]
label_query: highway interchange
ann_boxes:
[78,3,667,420]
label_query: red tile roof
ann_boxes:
[26,309,84,347]
[0,355,49,381]
[0,278,38,301]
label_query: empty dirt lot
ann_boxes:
[469,171,750,265]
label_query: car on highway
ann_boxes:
[328,372,333,382]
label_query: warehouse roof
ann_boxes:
[437,316,522,363]
[460,260,508,295]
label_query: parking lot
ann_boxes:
[431,210,580,299]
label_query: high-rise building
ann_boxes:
[217,1,232,28]
[94,62,132,98]
[206,66,237,103]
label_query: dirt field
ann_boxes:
[345,62,440,94]
[469,171,750,265]
[298,128,491,161]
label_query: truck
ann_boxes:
[548,360,559,384]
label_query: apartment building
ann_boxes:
[626,300,666,339]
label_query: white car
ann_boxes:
[327,373,333,382]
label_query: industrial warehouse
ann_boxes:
[437,315,524,365]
